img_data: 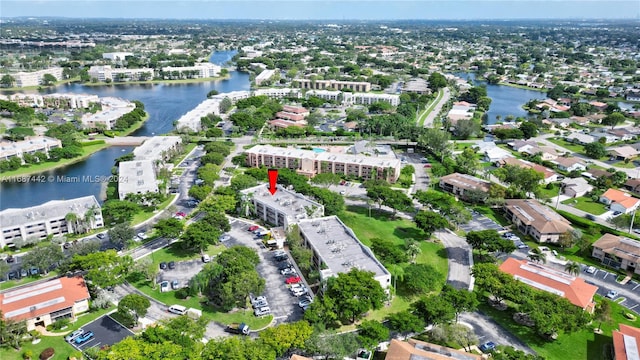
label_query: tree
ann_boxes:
[386,310,426,338]
[413,295,456,325]
[0,74,15,87]
[401,264,442,295]
[180,221,221,253]
[0,262,9,281]
[453,119,480,139]
[565,261,581,277]
[0,312,28,350]
[324,269,387,324]
[154,217,184,239]
[108,222,135,248]
[428,72,447,90]
[304,331,361,360]
[414,210,449,236]
[527,248,546,264]
[602,112,625,129]
[102,200,140,224]
[117,294,151,327]
[357,320,389,350]
[188,184,212,201]
[455,147,481,175]
[311,173,342,188]
[493,165,544,196]
[584,141,607,159]
[21,244,64,275]
[70,250,133,289]
[519,122,538,139]
[441,285,478,322]
[41,73,57,86]
[370,237,408,264]
[418,129,451,162]
[230,173,258,191]
[258,321,313,358]
[594,300,612,331]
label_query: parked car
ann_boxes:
[254,306,271,316]
[8,271,17,280]
[63,242,72,249]
[160,281,170,292]
[137,232,148,240]
[252,300,269,308]
[248,225,260,232]
[479,341,496,353]
[174,212,186,219]
[171,280,180,289]
[292,287,308,297]
[299,298,313,308]
[65,329,85,342]
[20,269,28,278]
[201,254,211,263]
[281,268,297,276]
[606,290,619,299]
[252,296,267,304]
[168,261,176,270]
[219,234,231,242]
[74,331,95,345]
[29,267,39,276]
[277,262,293,271]
[285,276,302,284]
[586,266,597,274]
[96,233,106,240]
[168,304,187,315]
[159,262,168,270]
[6,255,15,263]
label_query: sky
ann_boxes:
[1,0,639,20]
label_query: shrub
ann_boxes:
[80,139,106,147]
[175,287,190,299]
[51,318,70,330]
[39,348,54,360]
[22,350,33,360]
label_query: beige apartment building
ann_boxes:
[295,79,371,92]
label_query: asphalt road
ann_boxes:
[459,312,536,355]
[434,229,473,291]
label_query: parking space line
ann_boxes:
[634,284,640,290]
[629,304,638,310]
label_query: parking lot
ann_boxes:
[459,211,504,233]
[157,258,205,290]
[72,315,135,351]
[224,219,305,323]
[581,264,640,314]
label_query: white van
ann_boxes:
[168,304,187,315]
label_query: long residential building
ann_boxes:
[297,216,391,292]
[87,65,154,82]
[175,98,223,132]
[133,136,182,162]
[503,199,573,243]
[613,324,640,360]
[245,144,401,183]
[0,196,103,248]
[254,69,277,85]
[592,233,640,275]
[385,338,482,360]
[253,88,301,99]
[305,90,400,106]
[11,67,64,87]
[499,258,598,312]
[161,63,221,79]
[295,79,371,92]
[1,93,100,109]
[0,277,90,331]
[81,97,136,130]
[240,184,324,230]
[118,160,158,200]
[439,172,491,200]
[0,136,62,162]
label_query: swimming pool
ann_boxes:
[312,148,326,153]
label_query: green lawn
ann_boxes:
[546,138,585,154]
[145,243,226,269]
[478,296,638,360]
[417,88,444,126]
[612,161,637,169]
[130,194,177,225]
[537,183,561,200]
[0,272,58,290]
[0,306,115,360]
[562,197,608,215]
[172,143,198,166]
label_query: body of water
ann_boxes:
[454,72,548,125]
[0,51,249,210]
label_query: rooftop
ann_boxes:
[297,216,389,281]
[499,258,598,310]
[133,136,182,161]
[0,196,101,229]
[241,184,324,222]
[613,324,640,360]
[504,199,573,234]
[0,277,90,322]
[439,172,491,193]
[118,160,158,198]
[385,338,482,360]
[593,233,640,264]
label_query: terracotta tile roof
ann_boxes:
[290,355,313,360]
[281,105,308,114]
[385,338,482,360]
[439,172,491,193]
[0,277,90,322]
[499,258,598,310]
[602,189,640,209]
[552,156,585,168]
[269,119,305,128]
[613,324,640,360]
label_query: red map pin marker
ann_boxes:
[268,168,278,195]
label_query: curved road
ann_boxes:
[421,87,451,128]
[459,311,535,355]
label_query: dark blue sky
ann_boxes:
[2,1,639,20]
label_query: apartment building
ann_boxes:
[0,277,90,331]
[503,199,574,243]
[161,63,221,79]
[295,79,371,92]
[385,338,482,360]
[133,136,182,163]
[613,324,640,360]
[346,92,400,106]
[2,93,100,109]
[592,233,640,275]
[81,97,136,130]
[240,184,324,229]
[0,196,103,248]
[0,136,62,162]
[102,52,133,61]
[499,258,598,312]
[305,89,342,102]
[12,67,64,87]
[439,172,491,201]
[253,88,302,99]
[297,216,391,292]
[175,98,223,132]
[245,144,401,183]
[254,69,277,85]
[87,65,154,82]
[118,160,158,200]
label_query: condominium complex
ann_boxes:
[240,184,324,229]
[0,196,103,248]
[133,136,183,162]
[305,90,400,106]
[503,199,574,243]
[175,98,223,132]
[0,277,90,331]
[11,67,64,87]
[161,63,221,79]
[295,79,371,92]
[1,93,100,109]
[118,160,158,200]
[102,52,134,61]
[253,88,301,99]
[80,97,136,130]
[592,233,640,275]
[254,69,278,85]
[297,216,391,291]
[87,65,154,82]
[439,172,491,200]
[0,136,62,163]
[245,144,401,183]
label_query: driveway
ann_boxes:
[434,229,473,291]
[459,312,536,355]
[459,212,504,233]
[72,315,135,351]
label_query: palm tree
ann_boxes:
[65,213,78,234]
[565,261,581,277]
[594,300,612,332]
[405,239,422,263]
[528,248,546,264]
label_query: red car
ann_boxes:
[248,225,259,232]
[175,211,186,218]
[423,164,432,168]
[285,276,302,284]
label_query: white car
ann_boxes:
[281,268,297,276]
[586,266,597,274]
[252,296,267,304]
[291,287,308,297]
[160,281,170,292]
[137,232,148,240]
[219,234,231,242]
[606,290,619,299]
[298,298,313,308]
[254,306,271,316]
[65,329,85,343]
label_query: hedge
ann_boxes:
[80,139,106,147]
[556,209,640,240]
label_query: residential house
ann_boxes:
[548,118,572,128]
[484,147,514,163]
[608,129,635,142]
[612,324,640,360]
[552,157,588,172]
[499,258,598,312]
[566,132,596,145]
[497,157,558,184]
[589,101,609,111]
[608,146,640,161]
[447,101,476,124]
[519,145,559,161]
[561,177,594,198]
[384,338,482,360]
[592,233,640,275]
[439,173,491,201]
[599,188,640,214]
[503,199,574,243]
[582,168,615,181]
[592,131,620,144]
[624,179,640,193]
[0,277,90,331]
[626,90,640,102]
[508,140,537,152]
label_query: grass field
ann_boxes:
[612,161,637,169]
[562,197,608,215]
[145,243,226,269]
[130,194,177,225]
[547,138,585,154]
[537,183,561,200]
